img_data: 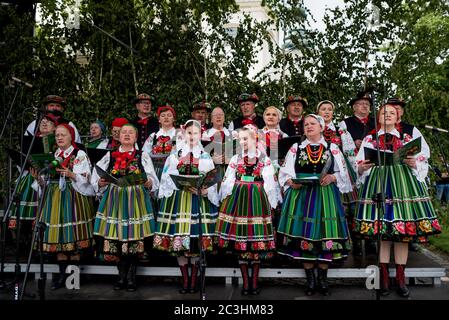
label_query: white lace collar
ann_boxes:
[155,127,176,138]
[55,145,75,159]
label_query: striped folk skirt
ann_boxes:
[215,181,275,260]
[353,164,441,243]
[94,184,156,257]
[153,190,218,254]
[277,180,351,262]
[40,182,95,253]
[9,174,39,229]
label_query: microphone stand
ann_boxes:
[368,90,388,301]
[20,168,50,301]
[196,177,207,301]
[0,83,26,295]
[0,109,45,299]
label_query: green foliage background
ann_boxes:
[1,0,449,202]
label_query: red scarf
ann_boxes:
[356,116,369,125]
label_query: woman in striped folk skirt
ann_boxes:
[154,120,219,294]
[9,113,59,237]
[92,124,158,292]
[354,104,441,298]
[30,124,96,290]
[317,101,365,256]
[277,115,353,296]
[215,125,281,295]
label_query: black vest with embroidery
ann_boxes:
[399,121,414,137]
[294,144,334,175]
[107,149,145,178]
[280,117,304,137]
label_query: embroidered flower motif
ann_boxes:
[290,147,297,154]
[173,236,182,250]
[258,241,266,250]
[300,240,309,250]
[331,149,339,155]
[431,219,442,232]
[417,155,426,162]
[325,240,334,250]
[153,235,162,246]
[418,220,432,233]
[405,222,417,235]
[182,236,190,249]
[229,162,236,169]
[395,221,406,234]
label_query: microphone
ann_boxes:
[11,76,33,89]
[424,125,448,133]
[39,159,61,173]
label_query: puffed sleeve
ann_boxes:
[219,155,238,201]
[408,131,430,182]
[262,158,282,209]
[329,143,353,193]
[278,144,298,191]
[142,133,155,156]
[338,120,358,172]
[158,154,179,199]
[141,152,159,192]
[71,150,95,196]
[91,152,111,195]
[199,153,219,207]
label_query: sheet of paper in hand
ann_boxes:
[364,137,422,166]
[170,167,220,191]
[95,165,148,187]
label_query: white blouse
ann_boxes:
[202,127,232,141]
[337,119,358,172]
[32,146,95,196]
[278,137,353,194]
[219,150,282,209]
[355,128,429,184]
[158,144,219,207]
[91,146,159,195]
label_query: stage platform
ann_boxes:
[2,249,446,286]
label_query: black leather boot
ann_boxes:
[352,239,363,256]
[239,264,250,295]
[179,264,189,294]
[395,264,410,298]
[365,240,377,255]
[51,261,68,290]
[126,259,138,292]
[316,268,329,296]
[304,268,316,296]
[113,259,129,290]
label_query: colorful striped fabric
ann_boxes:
[277,173,351,262]
[153,189,218,253]
[215,181,276,256]
[354,164,442,242]
[94,184,156,242]
[10,173,38,221]
[40,182,95,253]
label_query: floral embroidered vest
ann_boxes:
[294,144,334,174]
[176,150,201,175]
[235,155,265,182]
[107,149,145,177]
[151,134,175,155]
